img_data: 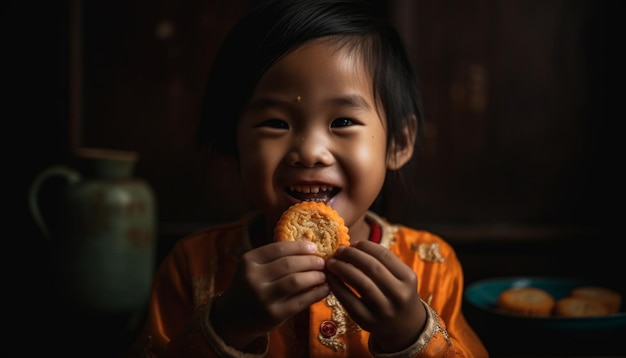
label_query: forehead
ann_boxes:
[250,38,375,106]
[280,36,369,73]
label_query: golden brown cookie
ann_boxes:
[569,286,622,314]
[275,201,350,259]
[553,297,609,317]
[497,287,555,317]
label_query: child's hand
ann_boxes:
[211,240,329,350]
[326,240,428,353]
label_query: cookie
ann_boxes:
[569,286,622,314]
[553,296,609,317]
[497,287,555,317]
[275,201,350,259]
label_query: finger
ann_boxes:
[326,273,375,322]
[241,245,325,301]
[340,241,416,299]
[268,254,326,278]
[346,242,420,318]
[326,253,389,312]
[245,240,319,264]
[350,240,414,282]
[268,282,331,319]
[330,244,418,317]
[249,254,326,302]
[269,270,327,300]
[329,245,398,296]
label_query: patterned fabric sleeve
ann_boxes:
[127,221,254,357]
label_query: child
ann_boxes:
[128,0,488,356]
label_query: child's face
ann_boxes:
[237,38,389,235]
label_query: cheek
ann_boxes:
[237,140,283,192]
[356,132,387,166]
[345,134,388,186]
[335,134,387,226]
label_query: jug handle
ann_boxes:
[28,166,82,240]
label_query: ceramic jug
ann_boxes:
[29,148,157,315]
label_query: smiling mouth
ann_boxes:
[288,184,339,203]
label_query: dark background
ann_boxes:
[10,0,620,356]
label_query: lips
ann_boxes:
[287,184,339,202]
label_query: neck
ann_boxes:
[347,213,372,245]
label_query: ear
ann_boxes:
[387,115,418,170]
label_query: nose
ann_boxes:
[286,132,334,168]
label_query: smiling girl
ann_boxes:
[128,1,488,356]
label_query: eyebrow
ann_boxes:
[328,94,372,110]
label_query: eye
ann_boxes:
[330,118,356,128]
[257,119,289,129]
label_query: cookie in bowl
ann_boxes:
[497,287,555,317]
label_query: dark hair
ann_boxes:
[197,0,424,212]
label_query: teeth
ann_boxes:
[303,198,326,202]
[289,184,334,193]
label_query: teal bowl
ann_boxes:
[463,276,626,356]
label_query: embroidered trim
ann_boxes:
[364,211,445,264]
[318,292,362,351]
[410,242,445,263]
[422,300,452,347]
[192,275,214,308]
[364,211,398,248]
[367,299,450,358]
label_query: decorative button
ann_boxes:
[320,320,337,338]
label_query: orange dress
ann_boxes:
[127,211,488,357]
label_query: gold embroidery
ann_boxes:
[187,275,216,334]
[318,293,361,351]
[381,223,399,247]
[192,276,214,308]
[428,305,452,346]
[425,295,452,346]
[411,243,445,263]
